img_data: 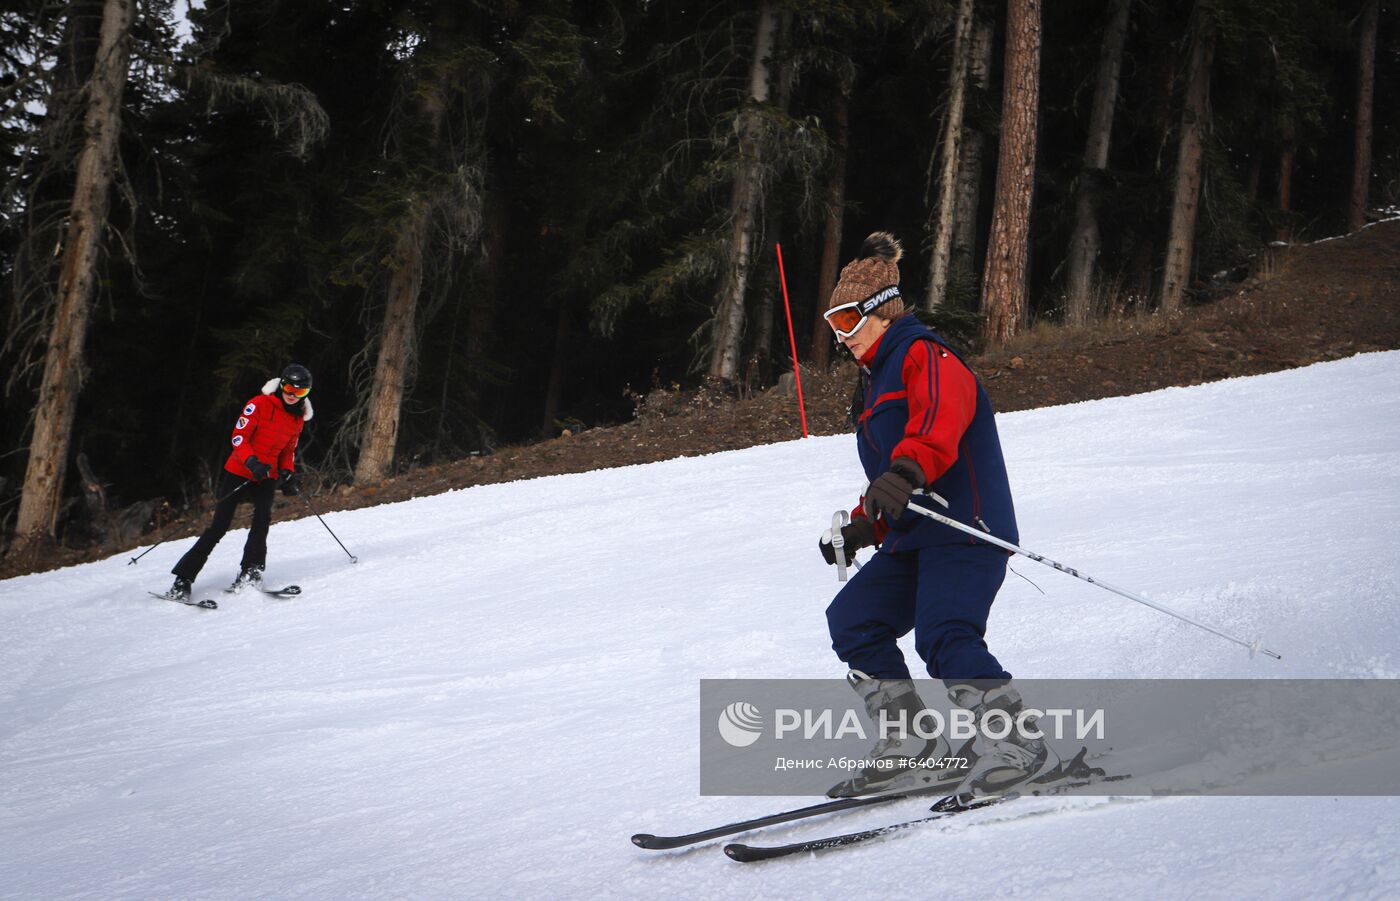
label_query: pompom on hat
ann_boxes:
[829,231,905,319]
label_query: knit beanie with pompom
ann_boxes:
[829,231,904,319]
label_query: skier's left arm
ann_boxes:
[278,432,298,475]
[861,342,979,522]
[891,340,978,484]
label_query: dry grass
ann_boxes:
[987,305,1178,358]
[1252,245,1291,284]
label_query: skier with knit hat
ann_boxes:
[816,233,1056,799]
[163,365,314,601]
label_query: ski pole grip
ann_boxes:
[831,510,850,582]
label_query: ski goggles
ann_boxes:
[280,381,311,398]
[823,285,902,339]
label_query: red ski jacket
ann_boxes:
[223,379,312,481]
[848,317,1017,550]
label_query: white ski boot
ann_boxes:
[228,565,264,593]
[827,670,972,798]
[947,681,1059,797]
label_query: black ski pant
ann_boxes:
[172,470,276,582]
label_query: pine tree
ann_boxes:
[1349,0,1379,232]
[1063,0,1131,326]
[981,0,1042,345]
[14,0,136,545]
[708,1,781,386]
[1161,2,1216,314]
[925,0,977,312]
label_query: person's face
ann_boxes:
[838,314,891,361]
[280,381,309,404]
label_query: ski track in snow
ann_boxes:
[2,352,1399,899]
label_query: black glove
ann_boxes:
[279,470,301,497]
[245,455,271,481]
[863,457,925,522]
[819,518,877,567]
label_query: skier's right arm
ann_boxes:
[230,397,266,477]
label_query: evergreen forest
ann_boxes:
[2,0,1395,553]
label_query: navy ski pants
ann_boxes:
[825,543,1012,682]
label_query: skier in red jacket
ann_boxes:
[165,365,313,600]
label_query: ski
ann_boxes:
[148,591,218,610]
[632,747,1117,852]
[723,790,1008,862]
[631,780,954,851]
[225,584,301,598]
[722,773,1134,863]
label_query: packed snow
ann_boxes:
[2,352,1399,900]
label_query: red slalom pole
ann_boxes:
[774,243,809,438]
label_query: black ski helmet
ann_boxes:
[281,363,313,391]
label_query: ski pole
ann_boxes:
[825,510,867,581]
[300,493,357,563]
[903,495,1282,661]
[831,511,849,582]
[128,541,165,565]
[128,480,250,564]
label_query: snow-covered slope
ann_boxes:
[2,352,1398,900]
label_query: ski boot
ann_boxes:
[228,565,264,593]
[947,681,1059,797]
[827,670,970,798]
[166,576,193,601]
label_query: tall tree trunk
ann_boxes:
[951,15,994,294]
[354,203,430,484]
[14,0,135,543]
[433,284,466,460]
[1276,118,1296,242]
[1063,0,1131,327]
[925,0,976,311]
[810,85,849,370]
[708,0,778,384]
[470,199,507,378]
[468,197,506,449]
[1348,0,1378,233]
[747,9,793,385]
[750,212,782,388]
[540,306,569,435]
[981,0,1042,346]
[353,48,455,484]
[1160,6,1215,314]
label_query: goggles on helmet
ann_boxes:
[823,285,901,339]
[280,381,311,398]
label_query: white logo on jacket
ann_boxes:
[232,435,243,447]
[236,416,249,429]
[243,402,257,416]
